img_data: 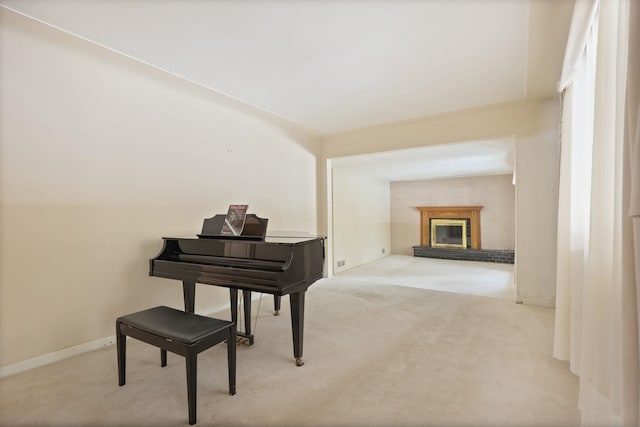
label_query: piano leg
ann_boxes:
[230,288,237,323]
[289,292,305,367]
[274,295,281,316]
[183,281,196,313]
[229,288,254,345]
[242,290,253,344]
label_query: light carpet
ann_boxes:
[0,256,579,426]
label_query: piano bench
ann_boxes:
[116,306,236,425]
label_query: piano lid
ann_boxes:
[156,233,324,271]
[164,235,324,245]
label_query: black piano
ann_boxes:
[149,213,325,366]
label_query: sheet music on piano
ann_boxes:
[220,204,248,236]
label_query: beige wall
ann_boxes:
[331,169,390,273]
[390,175,515,255]
[320,97,560,307]
[0,10,321,369]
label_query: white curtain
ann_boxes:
[554,0,639,425]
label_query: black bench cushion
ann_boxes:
[117,306,233,344]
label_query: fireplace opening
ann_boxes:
[431,219,467,249]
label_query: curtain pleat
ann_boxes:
[553,0,597,368]
[558,0,599,92]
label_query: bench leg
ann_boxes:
[116,321,126,386]
[161,349,167,367]
[186,353,197,425]
[228,327,236,396]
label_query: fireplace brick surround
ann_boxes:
[417,206,482,249]
[413,205,515,264]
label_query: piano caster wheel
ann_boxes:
[295,358,304,367]
[274,310,280,316]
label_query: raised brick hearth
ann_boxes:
[413,246,515,264]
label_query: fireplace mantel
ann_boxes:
[417,206,483,249]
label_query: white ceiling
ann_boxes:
[0,0,573,181]
[331,138,515,182]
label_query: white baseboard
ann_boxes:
[520,296,556,308]
[0,301,245,379]
[0,336,117,378]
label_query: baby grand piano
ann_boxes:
[149,213,325,366]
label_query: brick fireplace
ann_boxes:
[413,205,514,264]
